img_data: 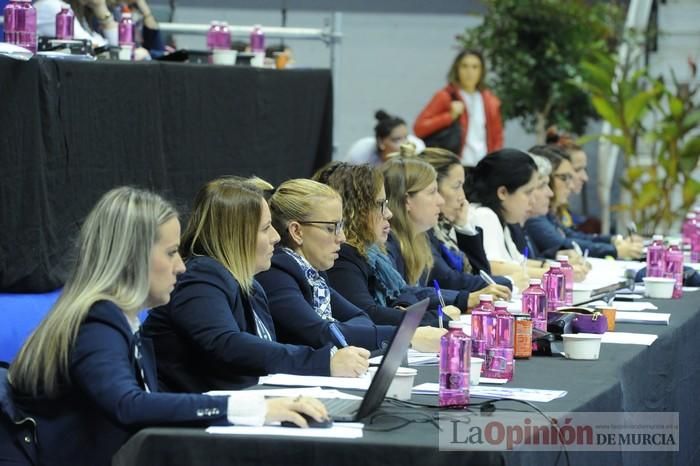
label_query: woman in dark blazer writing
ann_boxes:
[5,187,326,466]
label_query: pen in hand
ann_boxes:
[479,270,497,286]
[328,322,348,348]
[432,279,446,329]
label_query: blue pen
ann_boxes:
[432,280,446,329]
[328,322,348,348]
[479,269,497,286]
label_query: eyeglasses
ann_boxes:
[553,173,574,183]
[375,199,389,217]
[298,220,345,236]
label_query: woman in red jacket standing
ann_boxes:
[414,50,504,168]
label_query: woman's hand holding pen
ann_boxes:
[411,326,447,353]
[442,304,461,320]
[330,347,370,377]
[467,283,511,308]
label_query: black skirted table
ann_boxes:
[113,293,700,466]
[0,56,333,292]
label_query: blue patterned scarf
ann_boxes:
[282,248,333,320]
[366,244,407,306]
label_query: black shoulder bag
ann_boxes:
[422,90,462,155]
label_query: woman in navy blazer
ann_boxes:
[5,187,327,466]
[143,177,368,392]
[257,179,396,352]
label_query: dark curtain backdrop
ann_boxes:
[0,56,332,292]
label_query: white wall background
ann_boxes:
[171,7,536,159]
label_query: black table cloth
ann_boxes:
[0,56,333,292]
[113,293,700,466]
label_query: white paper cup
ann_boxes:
[250,51,265,67]
[642,277,676,299]
[212,49,237,65]
[562,333,602,360]
[367,366,417,400]
[118,45,133,61]
[470,357,484,386]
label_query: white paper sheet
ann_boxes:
[206,422,364,439]
[259,373,372,390]
[412,383,567,402]
[207,387,362,400]
[601,332,658,346]
[615,311,670,325]
[588,300,658,312]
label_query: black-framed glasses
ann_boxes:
[553,173,574,183]
[375,199,389,217]
[298,220,345,236]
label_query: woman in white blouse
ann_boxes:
[467,148,549,289]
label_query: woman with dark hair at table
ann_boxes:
[524,145,643,260]
[414,49,503,168]
[468,149,550,290]
[5,187,326,466]
[257,179,402,352]
[345,110,426,166]
[312,163,447,349]
[417,148,512,303]
[142,177,369,394]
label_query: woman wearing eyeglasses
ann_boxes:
[256,179,397,353]
[524,146,643,259]
[311,163,453,352]
[142,177,370,394]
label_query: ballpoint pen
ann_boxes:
[479,269,498,286]
[571,241,583,256]
[583,248,589,261]
[328,322,349,348]
[432,279,446,329]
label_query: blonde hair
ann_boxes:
[181,176,272,295]
[382,157,437,284]
[268,178,341,248]
[10,187,177,397]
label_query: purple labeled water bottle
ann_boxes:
[250,24,265,52]
[470,294,494,359]
[439,321,470,407]
[55,4,74,40]
[206,21,221,50]
[646,234,666,278]
[542,262,566,312]
[681,214,696,253]
[3,0,37,53]
[664,239,683,299]
[556,255,574,306]
[118,6,134,46]
[219,21,232,49]
[522,279,547,332]
[484,301,514,381]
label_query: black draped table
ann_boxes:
[113,293,700,466]
[0,56,333,292]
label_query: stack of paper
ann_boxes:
[615,311,670,325]
[207,387,362,400]
[207,423,364,438]
[412,383,567,402]
[259,374,372,390]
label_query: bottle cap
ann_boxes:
[549,261,561,268]
[494,300,509,308]
[668,238,681,246]
[555,255,569,262]
[479,294,493,302]
[528,278,542,286]
[652,234,663,241]
[686,213,697,219]
[448,321,466,329]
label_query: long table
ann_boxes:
[0,56,332,293]
[113,292,700,466]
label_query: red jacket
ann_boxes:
[414,84,504,159]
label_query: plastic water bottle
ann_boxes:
[664,239,683,299]
[470,294,494,359]
[206,21,221,50]
[681,214,696,251]
[3,0,37,53]
[484,301,514,381]
[55,3,74,40]
[521,279,547,332]
[646,234,666,278]
[219,21,232,49]
[542,262,566,311]
[439,321,470,407]
[556,255,574,306]
[118,6,134,46]
[250,24,265,52]
[692,221,700,263]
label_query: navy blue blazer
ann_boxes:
[524,214,616,259]
[12,301,228,466]
[453,226,492,274]
[508,223,542,259]
[426,230,489,292]
[327,243,443,327]
[256,249,396,350]
[384,234,471,310]
[143,256,332,393]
